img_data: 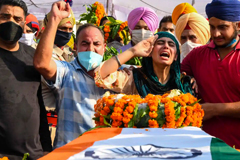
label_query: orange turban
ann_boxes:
[172,3,197,25]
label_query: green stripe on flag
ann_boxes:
[211,138,240,160]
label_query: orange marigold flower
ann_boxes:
[103,106,110,113]
[123,117,131,124]
[111,112,123,121]
[149,105,158,112]
[100,110,107,115]
[112,120,122,127]
[100,116,104,123]
[161,97,171,103]
[180,94,190,103]
[125,106,134,113]
[128,101,136,108]
[106,99,114,106]
[113,107,123,113]
[149,111,158,118]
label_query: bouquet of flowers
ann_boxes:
[79,1,106,26]
[100,17,129,44]
[93,90,204,128]
[101,18,141,65]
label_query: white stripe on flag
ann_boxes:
[68,127,213,160]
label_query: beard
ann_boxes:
[214,29,238,48]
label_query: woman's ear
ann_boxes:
[174,53,178,61]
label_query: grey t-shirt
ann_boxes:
[0,42,52,160]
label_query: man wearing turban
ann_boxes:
[172,2,197,25]
[19,13,40,46]
[118,7,159,53]
[175,12,210,62]
[181,0,240,149]
[43,8,75,62]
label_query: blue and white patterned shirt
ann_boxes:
[48,59,106,149]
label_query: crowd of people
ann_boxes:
[0,0,240,159]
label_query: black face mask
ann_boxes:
[54,30,72,47]
[0,21,23,44]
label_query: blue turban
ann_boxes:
[206,0,240,22]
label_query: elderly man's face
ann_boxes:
[77,26,106,56]
[180,30,202,45]
[209,17,238,48]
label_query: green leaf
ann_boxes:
[110,47,119,55]
[109,105,114,112]
[133,104,139,121]
[112,25,120,39]
[128,119,135,128]
[92,117,100,121]
[22,153,29,160]
[156,107,165,127]
[175,106,181,120]
[107,17,117,23]
[103,117,111,127]
[128,104,139,128]
[189,99,201,106]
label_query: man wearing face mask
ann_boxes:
[117,7,159,53]
[174,12,210,62]
[34,1,108,149]
[181,0,240,149]
[43,8,75,62]
[19,13,39,46]
[0,0,52,159]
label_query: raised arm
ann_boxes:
[33,1,71,81]
[100,35,158,79]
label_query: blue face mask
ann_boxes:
[54,30,72,47]
[225,38,237,48]
[77,51,103,71]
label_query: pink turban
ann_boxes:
[127,7,159,33]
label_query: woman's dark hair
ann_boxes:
[100,16,116,26]
[0,0,28,17]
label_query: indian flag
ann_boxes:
[39,127,240,160]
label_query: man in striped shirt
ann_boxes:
[34,1,107,148]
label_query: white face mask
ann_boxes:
[19,32,35,46]
[181,41,202,63]
[131,29,153,45]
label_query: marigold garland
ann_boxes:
[101,20,129,43]
[80,1,106,26]
[93,90,204,129]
